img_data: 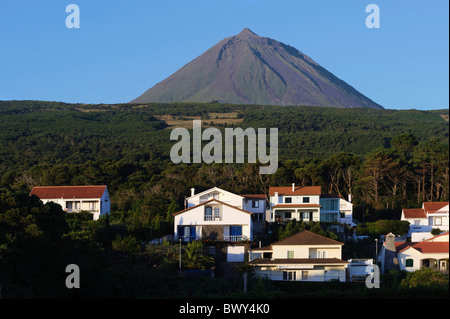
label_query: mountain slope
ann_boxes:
[131,28,383,109]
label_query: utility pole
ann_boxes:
[375,238,378,263]
[179,238,182,277]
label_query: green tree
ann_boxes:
[400,268,449,288]
[182,241,214,270]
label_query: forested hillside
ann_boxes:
[0,100,448,232]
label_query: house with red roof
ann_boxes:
[30,185,110,220]
[378,232,449,273]
[173,187,269,244]
[249,230,349,282]
[268,184,354,226]
[401,202,449,240]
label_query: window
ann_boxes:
[302,271,309,280]
[323,199,338,210]
[317,250,327,258]
[340,212,345,218]
[252,200,259,208]
[283,271,296,281]
[285,212,291,219]
[278,195,283,204]
[205,207,212,221]
[229,226,243,241]
[86,201,96,210]
[213,207,221,220]
[413,220,421,228]
[406,259,414,267]
[285,197,292,203]
[230,226,242,237]
[303,197,310,203]
[213,193,219,200]
[435,217,442,226]
[287,251,294,259]
[178,226,197,241]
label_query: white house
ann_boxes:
[268,184,354,226]
[30,185,110,220]
[401,202,449,240]
[249,230,348,282]
[268,185,322,223]
[181,187,267,238]
[378,232,449,273]
[173,198,253,242]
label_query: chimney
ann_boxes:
[384,233,399,272]
[385,233,396,252]
[348,194,352,203]
[190,188,195,197]
[292,183,295,192]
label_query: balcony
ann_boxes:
[204,215,222,221]
[178,236,200,242]
[224,235,245,242]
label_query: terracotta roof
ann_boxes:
[272,204,321,208]
[172,199,252,216]
[250,257,348,265]
[423,202,448,213]
[402,208,426,219]
[269,186,321,196]
[397,241,449,254]
[272,230,343,246]
[410,242,449,254]
[30,185,107,199]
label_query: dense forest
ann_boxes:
[0,100,448,298]
[0,100,447,220]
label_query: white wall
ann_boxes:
[174,201,252,240]
[272,245,341,259]
[269,195,320,206]
[40,191,108,221]
[187,188,243,208]
[253,267,346,282]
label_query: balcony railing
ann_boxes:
[204,215,221,221]
[224,235,245,242]
[178,236,201,242]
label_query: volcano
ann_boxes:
[131,28,383,109]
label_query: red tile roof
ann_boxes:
[30,185,107,199]
[423,202,449,213]
[410,242,449,254]
[272,230,343,246]
[269,186,321,196]
[402,208,426,219]
[402,202,449,218]
[395,233,449,254]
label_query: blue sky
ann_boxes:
[0,0,448,110]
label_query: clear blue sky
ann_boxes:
[0,0,448,110]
